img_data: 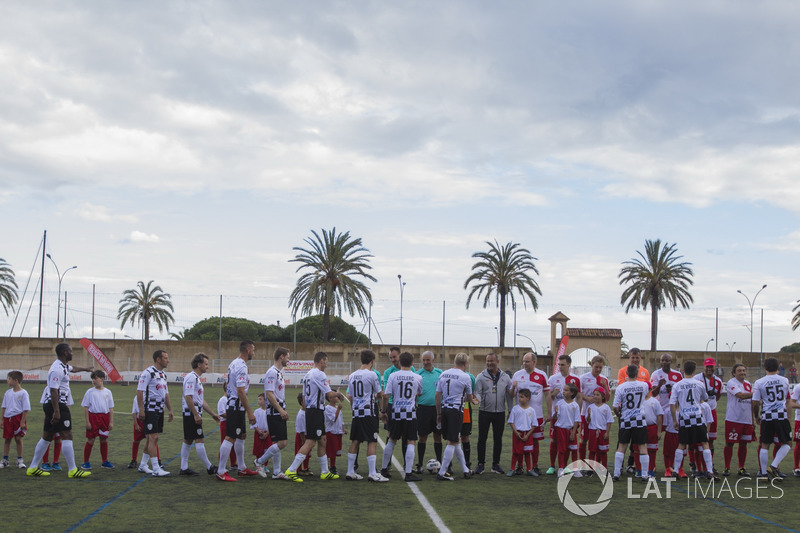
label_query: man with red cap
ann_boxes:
[694,358,723,475]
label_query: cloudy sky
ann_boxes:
[2,1,799,362]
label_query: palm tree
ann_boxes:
[464,240,542,347]
[0,258,18,316]
[792,300,800,331]
[117,280,175,340]
[288,228,376,342]
[618,239,694,351]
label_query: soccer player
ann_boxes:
[578,355,610,462]
[1,370,30,469]
[255,347,292,480]
[217,340,259,481]
[752,357,791,480]
[180,353,220,476]
[723,363,754,477]
[414,350,443,474]
[618,347,650,474]
[547,354,581,475]
[475,351,512,475]
[285,351,345,482]
[692,358,722,475]
[650,353,682,476]
[612,364,650,482]
[510,352,550,475]
[293,393,312,476]
[217,386,237,471]
[552,383,581,477]
[137,349,173,477]
[435,352,478,481]
[345,349,386,482]
[382,346,414,471]
[81,370,114,469]
[506,389,535,476]
[252,393,272,476]
[381,351,423,482]
[324,394,345,474]
[669,360,712,479]
[585,388,613,468]
[26,343,93,478]
[636,392,663,477]
[788,382,800,476]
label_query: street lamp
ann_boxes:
[397,274,406,346]
[494,327,499,346]
[737,284,767,353]
[726,342,736,352]
[705,338,714,352]
[46,254,77,339]
[516,333,537,354]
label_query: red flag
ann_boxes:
[556,335,569,358]
[79,338,122,383]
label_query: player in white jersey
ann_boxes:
[180,353,220,476]
[381,352,423,481]
[547,354,581,474]
[612,365,651,481]
[578,355,610,462]
[788,381,800,476]
[650,353,683,475]
[285,351,345,482]
[552,383,581,477]
[81,370,114,470]
[752,357,791,480]
[637,394,663,477]
[217,340,258,481]
[691,358,723,475]
[345,349,386,482]
[435,352,478,481]
[669,361,712,479]
[509,352,550,474]
[136,350,173,477]
[2,370,30,469]
[26,343,93,478]
[255,347,292,480]
[723,363,754,477]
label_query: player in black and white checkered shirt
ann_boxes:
[612,364,651,481]
[381,352,423,482]
[669,360,713,479]
[180,353,220,476]
[753,357,791,480]
[345,349,385,482]
[255,347,292,480]
[137,350,173,477]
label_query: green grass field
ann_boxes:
[2,383,799,533]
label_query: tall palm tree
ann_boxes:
[117,280,175,340]
[792,300,800,331]
[288,228,376,342]
[619,239,694,351]
[0,258,18,316]
[464,240,542,347]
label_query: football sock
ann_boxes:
[141,453,150,468]
[550,441,558,467]
[181,442,191,470]
[738,444,748,468]
[233,439,245,469]
[794,444,800,470]
[417,442,426,467]
[382,441,396,470]
[454,444,468,473]
[531,441,539,468]
[288,453,306,472]
[61,440,76,471]
[84,442,93,463]
[367,454,377,476]
[100,441,108,462]
[759,448,768,474]
[772,444,790,467]
[598,451,607,468]
[196,443,212,469]
[30,438,49,469]
[347,453,357,475]
[132,441,140,461]
[271,447,282,475]
[648,450,656,470]
[463,441,471,466]
[54,439,62,462]
[150,456,159,470]
[404,444,415,474]
[613,451,624,477]
[318,455,329,475]
[640,455,649,477]
[439,445,455,476]
[434,442,443,462]
[724,445,733,469]
[524,453,532,470]
[218,440,233,472]
[702,449,713,473]
[672,448,684,473]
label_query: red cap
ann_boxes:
[704,358,716,367]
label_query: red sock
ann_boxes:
[132,440,140,461]
[571,448,578,463]
[524,453,532,471]
[598,451,607,468]
[687,448,696,467]
[634,452,641,470]
[738,445,748,469]
[54,439,62,462]
[558,450,568,469]
[794,444,800,470]
[511,454,518,470]
[579,438,588,461]
[663,432,677,469]
[549,442,557,467]
[724,446,733,469]
[84,442,93,463]
[531,441,539,468]
[100,441,108,462]
[330,457,336,468]
[43,446,50,464]
[773,443,779,459]
[648,450,656,471]
[588,450,596,462]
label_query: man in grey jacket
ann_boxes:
[474,352,512,474]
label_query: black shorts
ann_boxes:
[441,408,463,443]
[351,416,379,443]
[417,405,440,437]
[183,415,204,441]
[618,426,648,446]
[144,411,164,435]
[225,408,246,439]
[389,418,419,442]
[42,403,71,434]
[306,408,325,441]
[760,419,792,445]
[267,414,288,442]
[678,424,708,446]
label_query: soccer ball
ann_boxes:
[426,459,441,474]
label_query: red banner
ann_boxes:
[79,338,122,383]
[556,335,569,358]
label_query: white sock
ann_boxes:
[702,449,714,472]
[234,439,245,469]
[272,447,282,475]
[348,453,358,475]
[673,449,684,473]
[318,454,329,475]
[439,444,456,476]
[181,443,191,470]
[218,440,233,472]
[759,448,768,474]
[30,439,50,468]
[151,456,160,470]
[288,453,306,472]
[141,453,150,468]
[640,454,649,478]
[61,440,76,471]
[367,454,377,476]
[773,444,790,467]
[454,444,468,473]
[614,451,624,477]
[405,444,415,474]
[382,441,396,470]
[195,443,212,469]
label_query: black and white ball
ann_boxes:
[426,459,441,473]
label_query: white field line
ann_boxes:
[377,436,452,533]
